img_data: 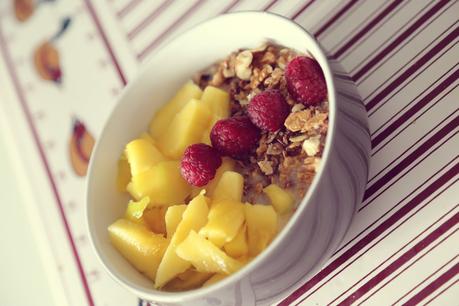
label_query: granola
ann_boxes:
[195,43,329,205]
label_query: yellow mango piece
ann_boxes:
[158,99,211,159]
[149,81,203,139]
[203,274,227,287]
[245,204,278,256]
[201,86,230,118]
[139,132,155,144]
[129,161,191,207]
[195,157,235,198]
[165,204,187,238]
[199,200,245,248]
[143,207,167,235]
[264,184,295,214]
[108,219,168,281]
[176,231,243,274]
[155,193,209,288]
[164,270,212,291]
[125,138,165,176]
[223,225,248,258]
[212,171,244,203]
[125,197,150,222]
[116,154,131,192]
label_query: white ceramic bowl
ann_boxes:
[86,11,370,306]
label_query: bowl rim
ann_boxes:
[86,10,337,303]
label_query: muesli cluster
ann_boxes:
[194,44,329,204]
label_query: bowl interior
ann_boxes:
[86,11,335,301]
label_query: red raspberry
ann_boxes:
[181,143,222,187]
[247,89,290,132]
[210,116,260,159]
[285,56,327,105]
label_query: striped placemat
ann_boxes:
[0,0,457,305]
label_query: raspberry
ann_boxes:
[181,143,222,187]
[285,56,327,105]
[210,116,260,159]
[247,89,290,132]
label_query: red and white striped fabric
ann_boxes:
[0,0,457,305]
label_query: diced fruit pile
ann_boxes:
[111,82,297,290]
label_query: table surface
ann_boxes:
[0,0,457,305]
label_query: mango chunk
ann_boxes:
[125,138,165,176]
[108,219,168,281]
[129,161,191,207]
[201,86,230,119]
[164,270,212,291]
[195,157,235,197]
[143,207,167,235]
[116,154,131,192]
[203,274,227,287]
[158,99,211,159]
[176,231,242,274]
[138,132,155,144]
[199,200,245,247]
[125,197,150,222]
[264,184,295,214]
[212,171,244,203]
[155,193,209,288]
[223,225,248,258]
[245,204,278,256]
[149,81,203,139]
[165,205,187,238]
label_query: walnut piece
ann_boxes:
[235,50,253,80]
[302,135,321,156]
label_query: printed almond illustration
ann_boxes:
[69,119,95,177]
[14,0,34,22]
[14,0,55,22]
[33,17,71,83]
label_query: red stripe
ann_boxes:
[370,83,457,158]
[84,0,127,86]
[137,0,206,61]
[352,0,449,81]
[424,279,459,305]
[333,158,456,258]
[117,0,142,19]
[220,0,239,14]
[391,255,458,305]
[337,214,459,305]
[291,0,316,20]
[363,114,458,204]
[402,262,459,305]
[0,23,95,306]
[289,166,457,306]
[371,68,458,148]
[330,211,458,305]
[279,163,459,305]
[314,0,359,37]
[366,26,459,112]
[369,110,457,184]
[262,0,278,11]
[333,0,405,59]
[127,0,172,40]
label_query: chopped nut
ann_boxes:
[291,103,305,113]
[235,50,253,80]
[266,143,283,155]
[284,110,312,132]
[258,159,274,175]
[289,134,307,142]
[302,136,321,156]
[264,67,283,88]
[260,51,276,64]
